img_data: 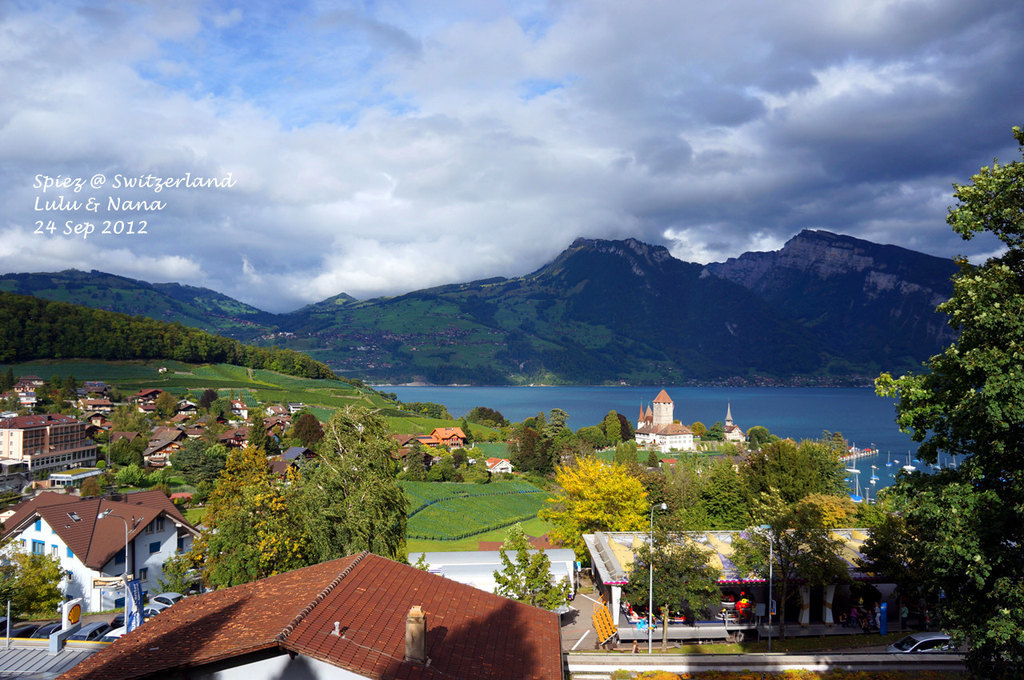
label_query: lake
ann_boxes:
[386,385,929,495]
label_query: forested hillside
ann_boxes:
[0,292,336,380]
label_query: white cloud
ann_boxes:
[0,0,1021,312]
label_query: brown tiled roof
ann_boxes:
[0,413,79,429]
[653,389,672,403]
[1,491,196,569]
[60,553,562,680]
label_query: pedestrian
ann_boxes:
[874,603,881,631]
[900,602,908,630]
[631,638,639,654]
[849,605,858,630]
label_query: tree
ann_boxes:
[746,425,774,449]
[741,438,846,507]
[493,523,570,610]
[459,417,474,446]
[199,388,218,411]
[292,412,323,448]
[623,530,721,649]
[690,421,707,437]
[157,553,197,594]
[873,126,1024,676]
[115,463,146,487]
[539,457,649,560]
[79,476,102,497]
[248,412,269,453]
[292,406,407,561]
[188,446,307,588]
[731,495,849,640]
[10,552,63,617]
[155,390,178,419]
[602,411,622,444]
[705,421,724,441]
[646,449,659,468]
[699,458,750,529]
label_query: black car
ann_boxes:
[29,622,62,639]
[109,613,125,629]
[8,623,41,638]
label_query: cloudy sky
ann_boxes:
[2,1,1022,312]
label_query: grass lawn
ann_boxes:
[185,507,208,525]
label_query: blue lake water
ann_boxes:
[385,385,938,496]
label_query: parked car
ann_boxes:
[29,622,62,639]
[148,592,183,609]
[100,625,126,642]
[70,622,111,641]
[109,613,125,629]
[142,606,164,619]
[887,632,956,653]
[8,622,41,638]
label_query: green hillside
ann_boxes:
[402,480,552,541]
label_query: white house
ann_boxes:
[485,457,514,474]
[1,491,199,612]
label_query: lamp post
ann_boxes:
[98,508,132,623]
[758,524,774,652]
[648,502,667,653]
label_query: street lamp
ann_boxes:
[758,524,774,652]
[648,502,667,654]
[98,510,132,614]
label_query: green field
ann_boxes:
[402,480,553,542]
[7,359,387,412]
[406,516,554,553]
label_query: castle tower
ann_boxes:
[652,389,673,427]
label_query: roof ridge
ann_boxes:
[274,551,369,643]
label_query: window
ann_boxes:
[156,518,165,532]
[31,540,44,555]
[149,541,160,554]
[144,522,154,534]
[66,546,73,558]
[50,545,58,557]
[115,549,125,565]
[34,519,41,532]
[139,567,148,581]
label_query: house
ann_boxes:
[486,457,514,474]
[287,402,305,414]
[59,552,563,680]
[0,491,199,612]
[142,428,186,467]
[429,427,466,449]
[0,414,97,476]
[281,446,314,462]
[128,389,163,406]
[218,426,250,448]
[82,381,110,396]
[108,431,140,445]
[266,404,289,417]
[175,399,197,416]
[634,389,696,453]
[77,398,113,414]
[229,399,248,420]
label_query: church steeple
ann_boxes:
[725,402,733,427]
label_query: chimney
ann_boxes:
[405,605,426,664]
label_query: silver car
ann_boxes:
[887,631,955,653]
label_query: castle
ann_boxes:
[634,389,695,453]
[634,390,746,452]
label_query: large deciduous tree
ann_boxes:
[539,456,648,561]
[874,126,1024,677]
[292,406,408,561]
[623,530,721,649]
[731,495,849,640]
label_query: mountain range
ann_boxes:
[0,230,959,385]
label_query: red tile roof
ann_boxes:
[59,553,562,680]
[653,389,672,403]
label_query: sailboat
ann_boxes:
[885,451,893,468]
[870,465,879,485]
[902,451,915,472]
[849,468,863,503]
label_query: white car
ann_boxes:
[100,625,126,642]
[148,592,184,609]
